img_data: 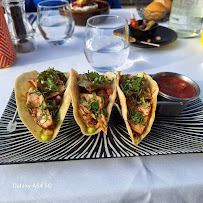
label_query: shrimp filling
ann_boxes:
[77,71,114,134]
[25,69,67,141]
[119,74,152,140]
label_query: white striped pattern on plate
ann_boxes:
[0,90,203,165]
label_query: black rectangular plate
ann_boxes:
[0,90,203,165]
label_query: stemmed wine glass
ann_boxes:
[84,15,130,73]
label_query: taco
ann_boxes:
[117,72,159,145]
[15,68,71,142]
[70,69,117,135]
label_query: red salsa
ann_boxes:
[156,76,196,98]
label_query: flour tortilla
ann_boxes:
[70,68,118,135]
[15,70,71,143]
[117,72,159,145]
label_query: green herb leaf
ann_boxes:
[128,109,146,126]
[37,68,67,94]
[78,71,114,89]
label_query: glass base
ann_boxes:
[92,66,117,73]
[169,27,201,38]
[14,38,35,53]
[47,39,70,45]
[177,32,200,38]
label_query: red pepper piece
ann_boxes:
[130,18,137,27]
[130,10,137,27]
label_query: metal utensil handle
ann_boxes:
[12,109,18,122]
[157,101,183,106]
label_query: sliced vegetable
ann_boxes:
[130,18,137,27]
[87,127,96,134]
[144,20,156,30]
[40,129,52,142]
[130,10,137,27]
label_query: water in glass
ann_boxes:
[38,15,74,45]
[84,15,130,73]
[85,36,130,72]
[37,0,74,45]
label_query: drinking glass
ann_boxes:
[37,0,75,45]
[84,15,130,72]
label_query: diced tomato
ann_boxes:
[97,90,109,107]
[86,87,97,93]
[130,19,137,27]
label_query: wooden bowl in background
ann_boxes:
[60,0,110,26]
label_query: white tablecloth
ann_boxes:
[1,9,203,202]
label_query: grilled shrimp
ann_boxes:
[78,93,108,134]
[26,87,54,129]
[129,102,151,135]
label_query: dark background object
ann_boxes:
[130,25,177,48]
[10,2,27,39]
[120,0,153,8]
[129,19,158,41]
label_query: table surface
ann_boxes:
[1,9,203,202]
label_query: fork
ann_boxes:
[7,109,18,133]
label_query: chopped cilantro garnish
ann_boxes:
[25,68,67,125]
[78,71,114,89]
[37,68,67,94]
[120,74,149,107]
[137,97,149,109]
[29,88,42,96]
[128,109,146,126]
[79,92,108,120]
[120,75,147,97]
[120,74,151,127]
